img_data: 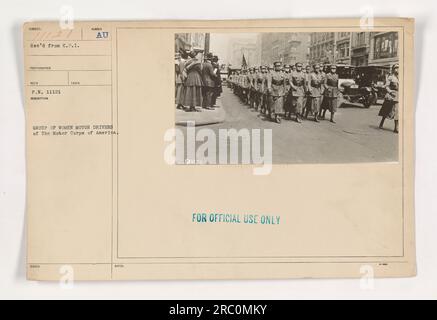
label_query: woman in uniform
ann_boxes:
[283,65,293,119]
[290,62,306,123]
[267,61,286,123]
[305,64,323,122]
[378,64,399,133]
[259,66,269,115]
[321,65,339,123]
[302,65,312,118]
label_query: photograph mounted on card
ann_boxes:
[24,18,415,281]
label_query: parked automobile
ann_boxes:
[338,65,390,108]
[354,65,391,100]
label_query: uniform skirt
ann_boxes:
[308,96,321,114]
[320,95,328,110]
[183,85,203,107]
[378,100,398,120]
[292,96,304,114]
[323,97,338,113]
[269,96,284,114]
[284,93,293,112]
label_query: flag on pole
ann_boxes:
[242,54,247,69]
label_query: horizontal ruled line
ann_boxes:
[25,39,111,42]
[27,69,112,72]
[27,84,112,87]
[28,261,409,265]
[27,54,111,57]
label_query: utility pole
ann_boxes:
[204,33,210,55]
[333,32,337,64]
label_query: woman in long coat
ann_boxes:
[378,64,399,133]
[182,50,204,112]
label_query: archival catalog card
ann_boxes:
[24,18,415,280]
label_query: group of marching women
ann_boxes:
[228,62,340,124]
[175,50,222,112]
[228,62,400,133]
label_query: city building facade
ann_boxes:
[350,32,371,66]
[368,31,399,67]
[335,32,352,64]
[260,33,310,66]
[309,32,352,65]
[309,32,335,65]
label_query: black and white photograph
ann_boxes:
[174,31,400,164]
[3,0,437,302]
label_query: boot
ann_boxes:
[394,120,399,133]
[296,115,302,123]
[275,115,281,124]
[330,113,336,123]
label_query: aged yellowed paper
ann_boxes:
[24,18,415,280]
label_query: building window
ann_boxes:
[374,32,399,60]
[356,32,365,46]
[338,43,350,58]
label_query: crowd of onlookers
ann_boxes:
[175,50,222,112]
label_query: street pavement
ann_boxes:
[177,87,398,164]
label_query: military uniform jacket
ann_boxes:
[385,74,399,102]
[309,72,324,97]
[267,71,286,97]
[290,71,306,97]
[324,73,339,98]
